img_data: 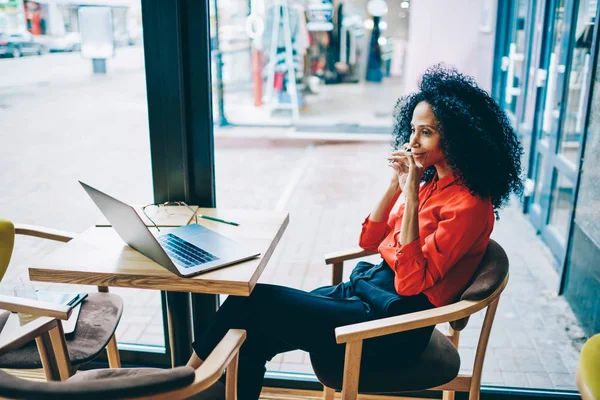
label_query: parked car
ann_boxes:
[113,30,136,47]
[0,32,46,58]
[46,32,82,52]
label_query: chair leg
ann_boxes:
[323,386,335,400]
[443,391,455,400]
[341,341,362,400]
[225,352,239,400]
[97,287,121,369]
[106,334,121,368]
[47,322,72,380]
[35,331,61,381]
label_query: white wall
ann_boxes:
[402,0,497,94]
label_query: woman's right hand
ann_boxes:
[387,147,410,191]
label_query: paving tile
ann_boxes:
[119,323,148,344]
[549,373,576,389]
[526,373,555,389]
[538,351,570,374]
[270,354,284,364]
[502,372,530,388]
[137,334,166,347]
[508,331,535,349]
[496,350,546,373]
[275,363,315,374]
[281,350,306,364]
[482,370,505,386]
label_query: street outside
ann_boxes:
[0,47,586,391]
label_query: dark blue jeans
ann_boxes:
[192,262,434,400]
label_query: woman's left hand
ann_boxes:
[402,153,424,202]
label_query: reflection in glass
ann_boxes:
[548,169,574,240]
[519,1,546,173]
[558,0,598,166]
[0,0,161,348]
[539,0,566,141]
[506,0,529,115]
[533,153,546,206]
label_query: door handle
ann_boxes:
[575,53,591,132]
[505,43,525,104]
[542,52,558,133]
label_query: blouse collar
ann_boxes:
[434,170,457,190]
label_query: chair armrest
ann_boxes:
[324,247,377,265]
[0,295,72,320]
[0,316,57,355]
[335,276,507,344]
[164,329,247,398]
[14,224,76,243]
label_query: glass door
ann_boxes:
[529,0,598,271]
[499,0,531,126]
[516,0,549,186]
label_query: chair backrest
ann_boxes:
[0,367,196,400]
[450,239,509,331]
[578,334,600,400]
[0,219,15,282]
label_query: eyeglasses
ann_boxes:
[141,201,198,232]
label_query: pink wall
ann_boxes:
[402,0,498,94]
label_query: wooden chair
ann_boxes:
[0,311,245,400]
[577,333,599,400]
[0,219,123,380]
[311,239,509,400]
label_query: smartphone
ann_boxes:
[35,290,88,308]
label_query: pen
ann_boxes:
[67,294,82,307]
[200,214,239,226]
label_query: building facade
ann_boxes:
[493,0,599,336]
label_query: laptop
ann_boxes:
[79,181,260,277]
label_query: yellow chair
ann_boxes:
[577,334,600,400]
[0,218,123,380]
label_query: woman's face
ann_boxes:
[408,101,447,169]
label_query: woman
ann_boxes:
[188,64,523,400]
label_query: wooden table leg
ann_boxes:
[165,291,193,367]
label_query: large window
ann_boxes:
[211,0,586,393]
[211,0,406,131]
[2,0,593,396]
[0,0,166,351]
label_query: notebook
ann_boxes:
[3,291,87,335]
[35,291,87,335]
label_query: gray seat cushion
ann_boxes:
[450,239,508,331]
[0,292,123,368]
[0,366,195,400]
[310,329,460,393]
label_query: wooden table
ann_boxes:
[29,206,289,366]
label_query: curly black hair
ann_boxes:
[392,64,523,218]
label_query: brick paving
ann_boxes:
[0,53,585,390]
[213,137,584,391]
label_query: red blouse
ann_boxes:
[359,172,494,307]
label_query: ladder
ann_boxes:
[264,0,300,121]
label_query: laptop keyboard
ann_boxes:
[157,233,219,268]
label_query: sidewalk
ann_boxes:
[0,55,583,390]
[2,133,584,391]
[213,137,584,391]
[220,78,402,130]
